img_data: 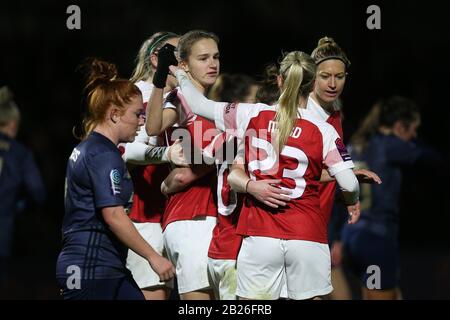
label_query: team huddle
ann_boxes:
[56,30,423,300]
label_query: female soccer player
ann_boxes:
[206,74,259,300]
[146,30,221,300]
[123,31,184,300]
[0,87,46,289]
[56,59,175,300]
[309,37,381,300]
[342,96,438,300]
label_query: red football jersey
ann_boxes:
[207,135,243,260]
[306,97,344,227]
[215,103,354,243]
[162,90,218,230]
[127,162,169,223]
[124,81,169,223]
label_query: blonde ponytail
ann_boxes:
[130,32,179,83]
[276,63,303,150]
[275,51,316,150]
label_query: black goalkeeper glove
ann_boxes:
[153,43,178,89]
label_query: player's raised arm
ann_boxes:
[171,66,226,121]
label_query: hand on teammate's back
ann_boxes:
[354,169,382,184]
[247,179,292,209]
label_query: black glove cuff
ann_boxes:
[153,70,168,88]
[152,43,178,89]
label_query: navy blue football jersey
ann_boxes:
[56,132,133,280]
[0,132,46,218]
[352,133,421,227]
[0,132,46,257]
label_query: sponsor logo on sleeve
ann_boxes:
[335,138,352,162]
[224,103,238,131]
[110,169,122,195]
[69,148,81,162]
[224,102,237,115]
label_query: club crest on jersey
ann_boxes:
[335,138,352,162]
[110,169,122,195]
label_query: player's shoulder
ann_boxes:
[253,102,276,112]
[77,133,120,162]
[6,137,29,156]
[0,137,32,165]
[239,102,276,118]
[134,80,153,95]
[300,108,335,132]
[306,96,331,121]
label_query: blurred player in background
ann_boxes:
[0,86,46,291]
[342,96,442,300]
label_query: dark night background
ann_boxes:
[1,0,449,299]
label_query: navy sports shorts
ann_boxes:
[342,221,400,290]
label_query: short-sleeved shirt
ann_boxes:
[307,97,345,229]
[214,102,354,243]
[124,81,169,223]
[161,89,218,230]
[0,132,45,257]
[207,134,243,260]
[0,132,45,218]
[352,133,421,227]
[56,132,133,280]
[163,87,196,128]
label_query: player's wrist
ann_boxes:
[162,147,170,162]
[245,179,252,193]
[152,72,168,89]
[161,181,168,193]
[345,197,359,207]
[146,251,160,265]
